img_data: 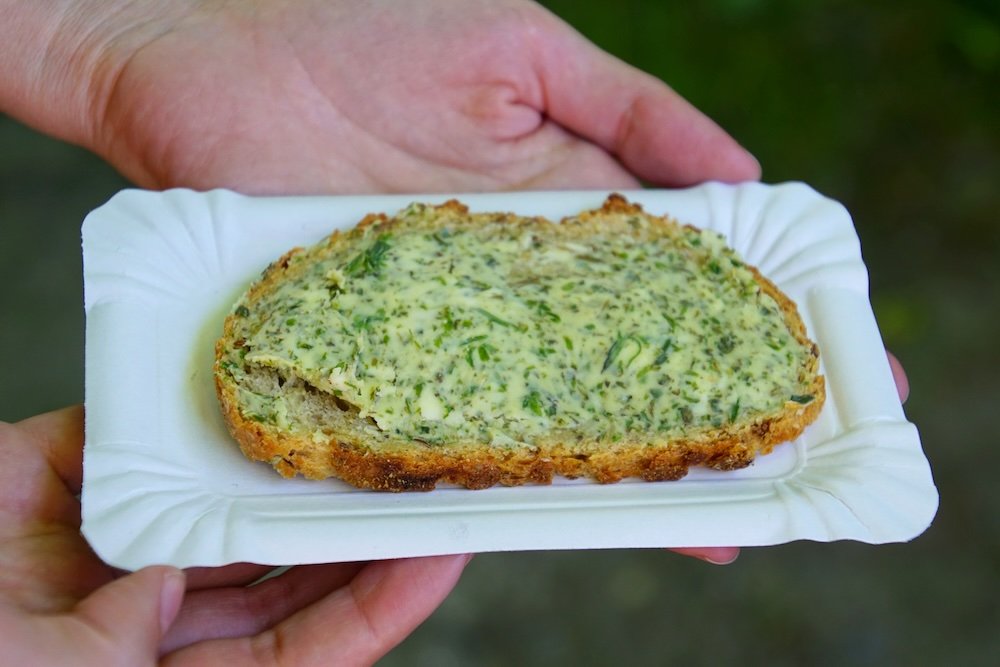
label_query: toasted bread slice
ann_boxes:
[214,194,824,491]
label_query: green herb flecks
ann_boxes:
[678,405,694,425]
[460,334,497,368]
[345,233,392,278]
[353,308,386,332]
[602,335,626,373]
[527,299,561,323]
[430,229,452,246]
[602,333,644,373]
[475,307,523,330]
[466,343,499,367]
[654,337,674,365]
[522,389,556,417]
[461,334,488,346]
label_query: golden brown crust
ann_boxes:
[214,195,825,491]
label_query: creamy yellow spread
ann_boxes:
[230,203,814,445]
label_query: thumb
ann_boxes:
[74,566,186,664]
[527,8,760,186]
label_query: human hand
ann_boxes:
[9,0,760,194]
[0,406,470,665]
[2,0,907,585]
[9,0,761,568]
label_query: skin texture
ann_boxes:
[0,407,470,665]
[62,0,762,194]
[0,0,908,664]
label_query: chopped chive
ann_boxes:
[522,390,544,417]
[602,334,625,373]
[623,335,644,368]
[345,233,392,277]
[438,306,457,332]
[352,308,386,332]
[528,300,561,323]
[475,307,521,329]
[605,334,645,372]
[766,337,787,351]
[678,406,693,425]
[654,337,674,365]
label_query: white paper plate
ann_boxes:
[80,182,938,570]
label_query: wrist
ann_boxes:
[0,2,96,145]
[0,1,185,151]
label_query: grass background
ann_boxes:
[1,0,997,664]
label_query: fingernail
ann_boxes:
[159,568,186,635]
[704,549,740,566]
[739,146,762,182]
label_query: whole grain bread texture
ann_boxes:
[214,194,825,491]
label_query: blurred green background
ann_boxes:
[1,0,997,664]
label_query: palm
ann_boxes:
[95,0,758,194]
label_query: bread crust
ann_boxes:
[214,195,825,491]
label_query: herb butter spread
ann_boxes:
[218,197,820,453]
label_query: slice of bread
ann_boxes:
[214,194,824,491]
